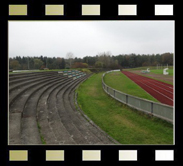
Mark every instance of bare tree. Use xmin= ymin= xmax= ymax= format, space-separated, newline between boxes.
xmin=66 ymin=52 xmax=74 ymax=68
xmin=98 ymin=51 xmax=112 ymax=68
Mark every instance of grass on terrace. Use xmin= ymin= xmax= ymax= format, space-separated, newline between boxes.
xmin=76 ymin=72 xmax=173 ymax=144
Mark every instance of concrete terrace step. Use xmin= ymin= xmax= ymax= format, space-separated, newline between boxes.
xmin=9 ymin=73 xmax=63 ymax=86
xmin=37 ymin=78 xmax=74 ymax=122
xmin=68 ymin=75 xmax=115 ymax=144
xmin=9 ymin=73 xmax=65 ymax=91
xmin=71 ymin=75 xmax=114 ymax=144
xmin=9 ymin=77 xmax=72 ymax=144
xmin=36 ymin=79 xmax=76 ymax=144
xmin=46 ymin=80 xmax=77 ymax=144
xmin=70 ymin=90 xmax=114 ymax=144
xmin=21 ymin=79 xmax=72 ymax=144
xmin=21 ymin=117 xmax=42 ymax=144
xmin=9 ymin=71 xmax=58 ymax=81
xmin=9 ymin=71 xmax=57 ymax=77
xmin=9 ymin=75 xmax=70 ymax=106
xmin=10 ymin=77 xmax=65 ymax=112
xmin=56 ymin=77 xmax=91 ymax=144
xmin=9 ymin=71 xmax=116 ymax=145
xmin=62 ymin=75 xmax=104 ymax=144
xmin=55 ymin=75 xmax=106 ymax=144
xmin=9 ymin=113 xmax=22 ymax=144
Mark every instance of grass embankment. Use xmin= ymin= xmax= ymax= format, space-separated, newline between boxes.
xmin=104 ymin=71 xmax=159 ymax=102
xmin=76 ymin=72 xmax=173 ymax=144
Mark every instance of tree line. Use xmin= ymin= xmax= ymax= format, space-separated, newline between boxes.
xmin=9 ymin=52 xmax=173 ymax=70
xmin=9 ymin=56 xmax=66 ymax=70
xmin=83 ymin=52 xmax=173 ymax=69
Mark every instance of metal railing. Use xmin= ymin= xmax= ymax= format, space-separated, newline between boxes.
xmin=102 ymin=70 xmax=173 ymax=123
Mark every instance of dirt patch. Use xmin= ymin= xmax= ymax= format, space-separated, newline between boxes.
xmin=130 ymin=70 xmax=173 ymax=84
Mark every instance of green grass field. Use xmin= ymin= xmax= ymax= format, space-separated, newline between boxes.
xmin=124 ymin=66 xmax=173 ymax=84
xmin=124 ymin=66 xmax=173 ymax=70
xmin=150 ymin=69 xmax=173 ymax=76
xmin=76 ymin=73 xmax=173 ymax=144
xmin=104 ymin=71 xmax=159 ymax=102
xmin=125 ymin=66 xmax=174 ymax=76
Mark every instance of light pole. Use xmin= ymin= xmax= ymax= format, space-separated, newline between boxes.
xmin=46 ymin=56 xmax=47 ymax=68
xmin=28 ymin=56 xmax=29 ymax=70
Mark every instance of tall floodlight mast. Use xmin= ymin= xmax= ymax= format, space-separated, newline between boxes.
xmin=46 ymin=56 xmax=47 ymax=68
xmin=28 ymin=56 xmax=29 ymax=70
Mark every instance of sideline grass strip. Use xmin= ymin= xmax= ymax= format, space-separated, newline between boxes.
xmin=76 ymin=73 xmax=173 ymax=144
xmin=104 ymin=71 xmax=159 ymax=102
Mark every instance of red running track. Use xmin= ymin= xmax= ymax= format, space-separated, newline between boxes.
xmin=122 ymin=71 xmax=173 ymax=106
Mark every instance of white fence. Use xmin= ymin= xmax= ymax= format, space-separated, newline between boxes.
xmin=102 ymin=70 xmax=173 ymax=123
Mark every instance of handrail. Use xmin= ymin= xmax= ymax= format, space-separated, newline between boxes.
xmin=102 ymin=70 xmax=173 ymax=124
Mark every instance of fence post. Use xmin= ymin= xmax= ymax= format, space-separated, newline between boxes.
xmin=102 ymin=70 xmax=173 ymax=123
xmin=126 ymin=95 xmax=128 ymax=104
xmin=151 ymin=102 xmax=153 ymax=114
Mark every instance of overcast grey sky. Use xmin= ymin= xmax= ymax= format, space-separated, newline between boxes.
xmin=9 ymin=21 xmax=174 ymax=58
